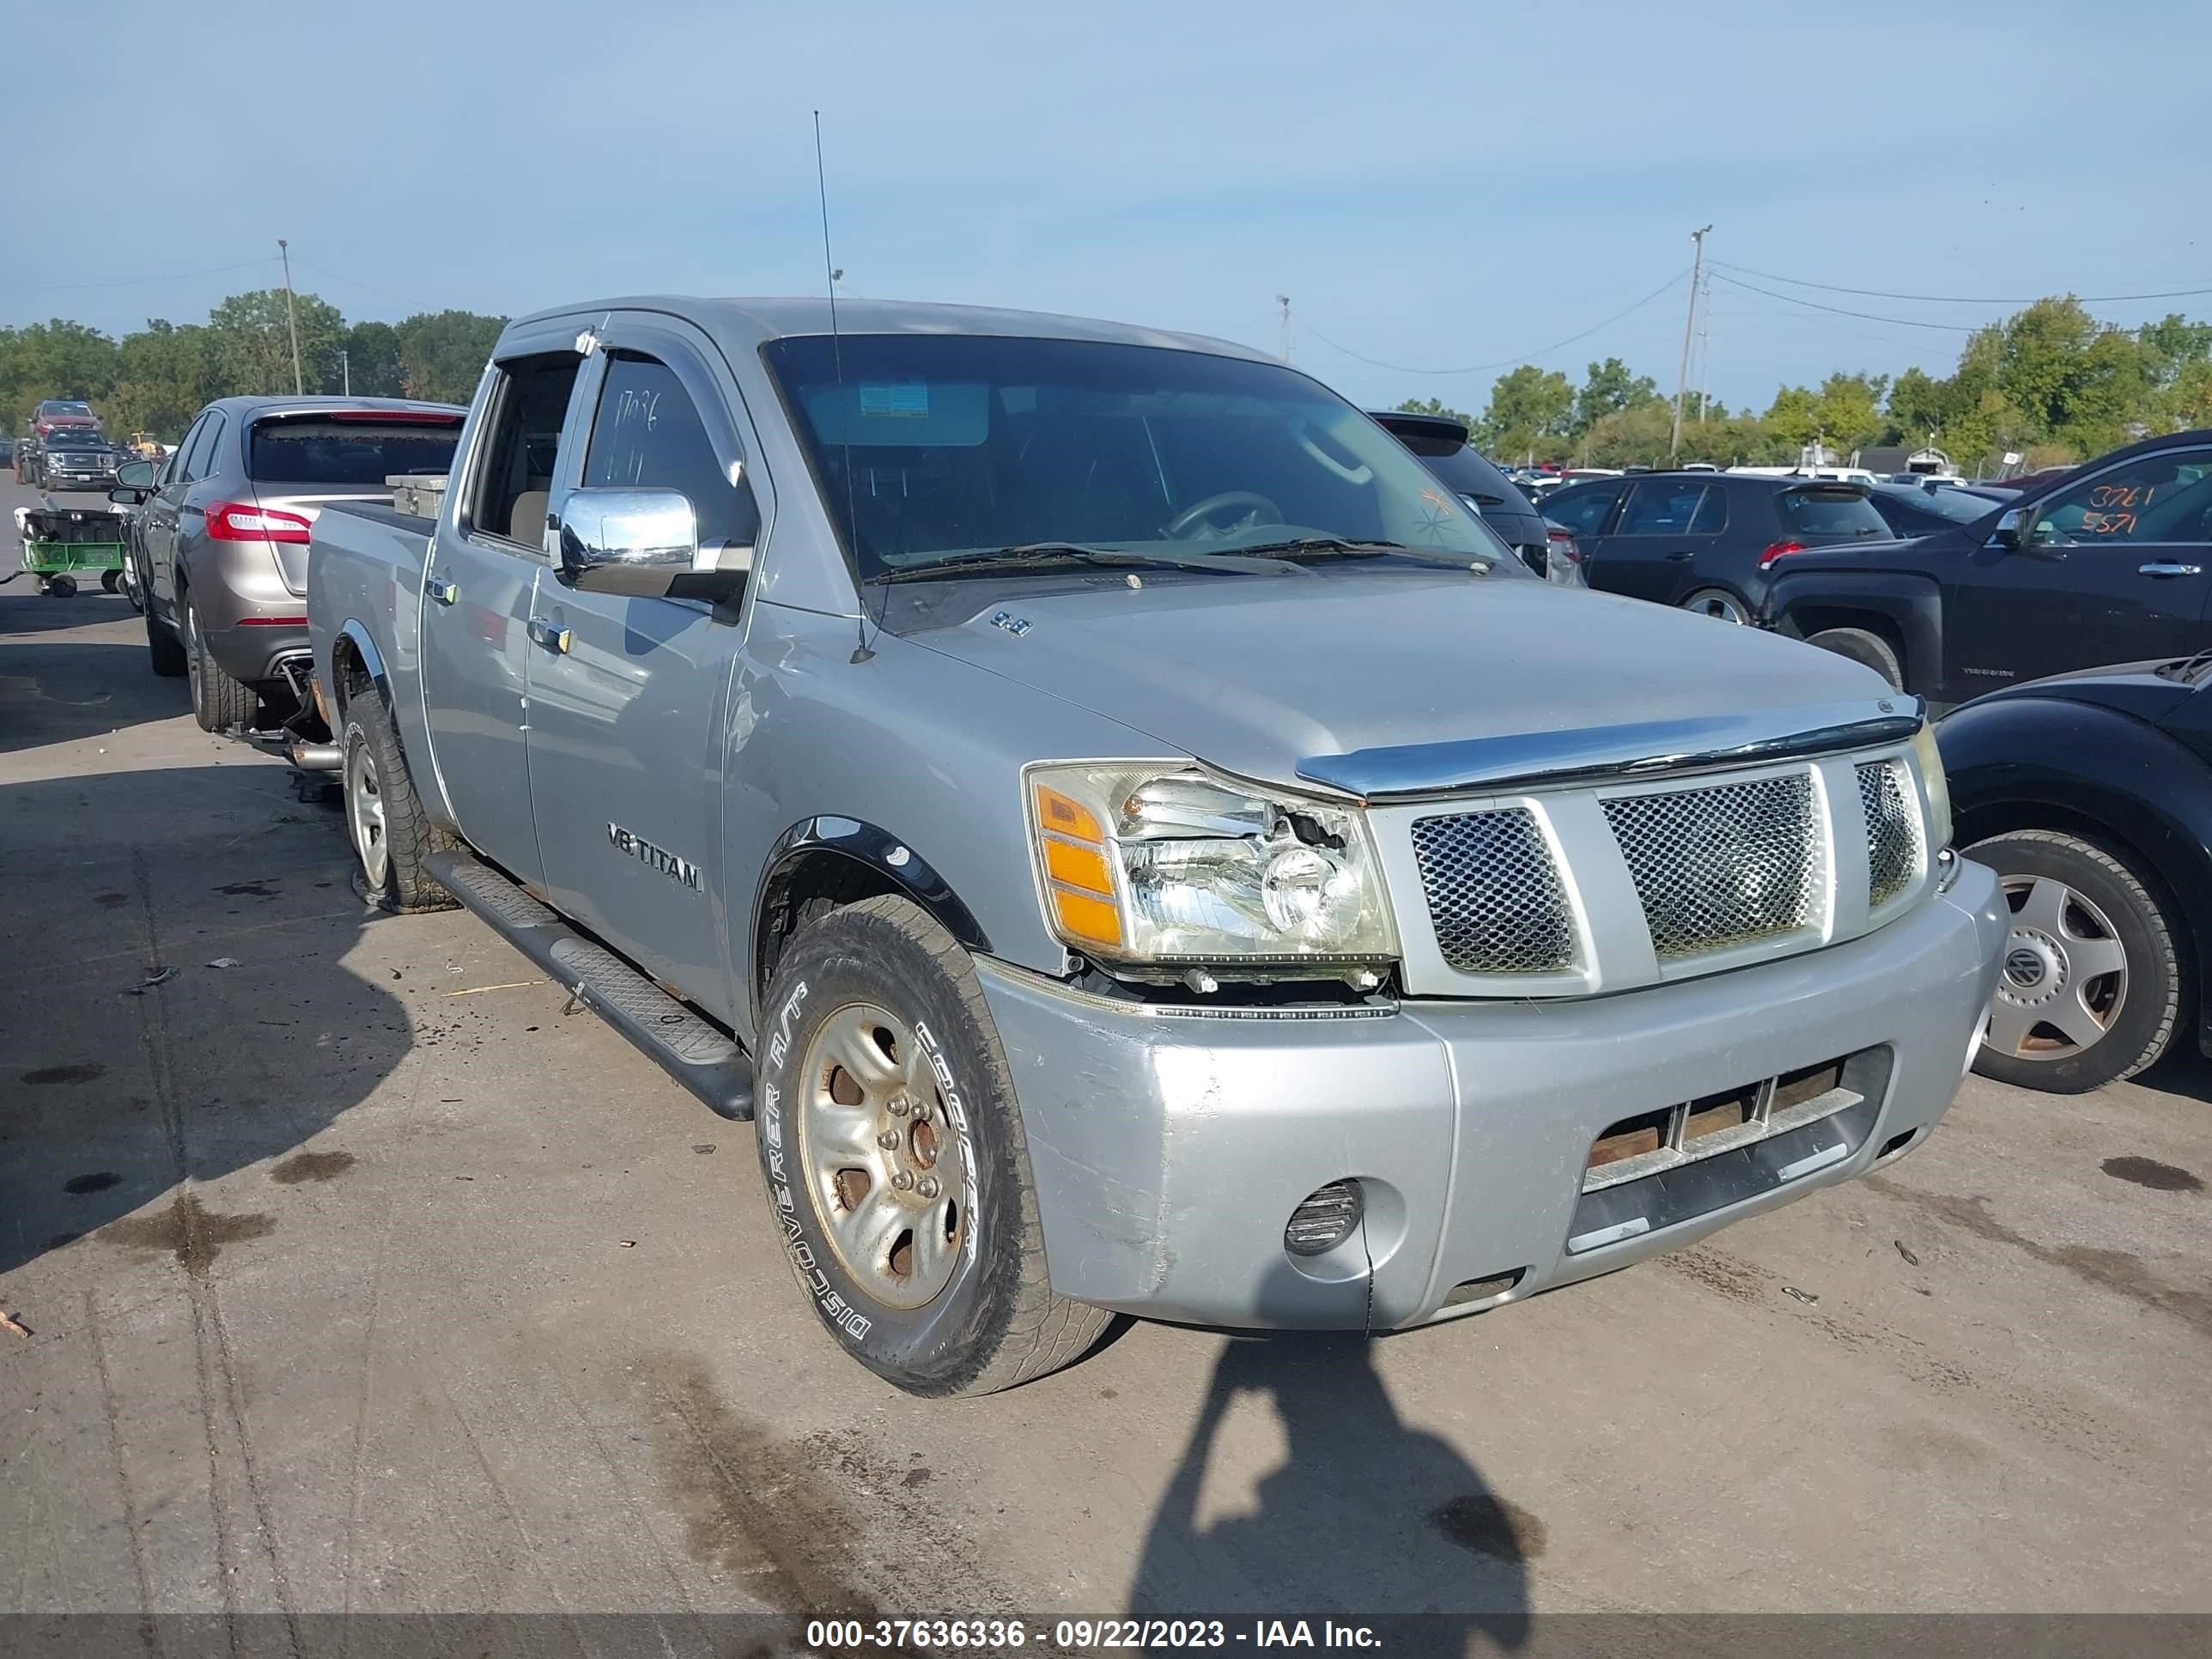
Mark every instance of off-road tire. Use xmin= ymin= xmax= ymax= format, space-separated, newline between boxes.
xmin=183 ymin=587 xmax=256 ymax=732
xmin=755 ymin=895 xmax=1109 ymax=1395
xmin=145 ymin=599 xmax=187 ymax=677
xmin=342 ymin=687 xmax=459 ymax=914
xmin=1804 ymin=625 xmax=1905 ymax=690
xmin=1968 ymin=830 xmax=2182 ymax=1094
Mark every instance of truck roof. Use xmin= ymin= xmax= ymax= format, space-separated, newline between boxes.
xmin=506 ymin=295 xmax=1279 ymax=363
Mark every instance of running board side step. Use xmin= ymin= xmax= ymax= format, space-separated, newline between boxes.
xmin=425 ymin=849 xmax=756 ymax=1121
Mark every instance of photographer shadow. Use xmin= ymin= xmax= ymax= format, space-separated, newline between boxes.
xmin=1132 ymin=1296 xmax=1538 ymax=1650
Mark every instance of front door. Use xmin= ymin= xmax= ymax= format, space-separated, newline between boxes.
xmin=526 ymin=323 xmax=762 ymax=1022
xmin=1942 ymin=443 xmax=2212 ymax=698
xmin=416 ymin=345 xmax=595 ymax=886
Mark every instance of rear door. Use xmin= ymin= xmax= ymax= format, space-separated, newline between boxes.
xmin=1541 ymin=478 xmax=1627 ymax=586
xmin=418 ymin=341 xmax=596 ymax=887
xmin=525 ymin=316 xmax=763 ymax=1021
xmin=144 ymin=411 xmax=216 ymax=623
xmin=1944 ymin=443 xmax=2212 ymax=694
xmin=244 ymin=410 xmax=465 ymax=595
xmin=1590 ymin=478 xmax=1728 ymax=606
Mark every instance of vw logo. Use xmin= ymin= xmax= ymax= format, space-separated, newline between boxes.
xmin=2004 ymin=946 xmax=2046 ymax=988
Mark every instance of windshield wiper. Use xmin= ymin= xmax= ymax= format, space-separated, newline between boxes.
xmin=1229 ymin=536 xmax=1499 ymax=571
xmin=870 ymin=542 xmax=1297 ymax=583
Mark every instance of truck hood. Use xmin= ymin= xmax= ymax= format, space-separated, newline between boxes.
xmin=902 ymin=570 xmax=1891 ymax=793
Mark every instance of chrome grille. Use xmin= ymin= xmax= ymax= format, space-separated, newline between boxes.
xmin=1601 ymin=774 xmax=1820 ymax=958
xmin=1410 ymin=807 xmax=1576 ymax=975
xmin=1857 ymin=759 xmax=1921 ymax=905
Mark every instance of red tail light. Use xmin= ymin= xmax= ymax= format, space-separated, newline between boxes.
xmin=205 ymin=500 xmax=313 ymax=544
xmin=1758 ymin=539 xmax=1807 ymax=571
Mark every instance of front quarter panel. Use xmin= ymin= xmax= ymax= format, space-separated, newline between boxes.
xmin=724 ymin=601 xmax=1176 ymax=1044
xmin=1941 ymin=693 xmax=2212 ymax=1054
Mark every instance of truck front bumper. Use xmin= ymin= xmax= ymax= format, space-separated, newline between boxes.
xmin=977 ymin=856 xmax=2005 ymax=1330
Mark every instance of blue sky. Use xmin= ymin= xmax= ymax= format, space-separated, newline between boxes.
xmin=7 ymin=0 xmax=2209 ymax=416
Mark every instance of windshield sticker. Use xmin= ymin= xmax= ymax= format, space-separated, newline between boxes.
xmin=858 ymin=382 xmax=930 ymax=419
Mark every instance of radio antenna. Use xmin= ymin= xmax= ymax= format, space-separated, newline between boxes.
xmin=815 ymin=111 xmax=872 ymax=664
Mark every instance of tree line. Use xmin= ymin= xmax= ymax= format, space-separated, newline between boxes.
xmin=2 ymin=289 xmax=507 ymax=441
xmin=1402 ymin=296 xmax=2212 ymax=477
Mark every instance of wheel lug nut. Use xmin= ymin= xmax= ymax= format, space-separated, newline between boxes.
xmin=916 ymin=1176 xmax=940 ymax=1200
xmin=890 ymin=1170 xmax=915 ymax=1191
xmin=887 ymin=1094 xmax=910 ymax=1117
xmin=877 ymin=1130 xmax=901 ymax=1151
xmin=910 ymin=1102 xmax=931 ymax=1124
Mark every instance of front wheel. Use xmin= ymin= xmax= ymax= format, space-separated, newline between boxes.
xmin=1969 ymin=830 xmax=2183 ymax=1093
xmin=755 ymin=896 xmax=1111 ymax=1395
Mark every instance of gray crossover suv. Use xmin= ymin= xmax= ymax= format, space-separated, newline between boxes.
xmin=116 ymin=395 xmax=464 ymax=732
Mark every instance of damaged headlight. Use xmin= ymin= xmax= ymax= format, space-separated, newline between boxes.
xmin=1025 ymin=763 xmax=1398 ymax=980
xmin=1911 ymin=724 xmax=1953 ymax=851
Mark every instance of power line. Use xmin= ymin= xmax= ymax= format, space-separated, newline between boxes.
xmin=1708 ymin=272 xmax=1983 ymax=333
xmin=1298 ymin=270 xmax=1689 ymax=376
xmin=1711 ymin=260 xmax=2212 ymax=307
xmin=289 ymin=258 xmax=440 ymax=313
xmin=0 ymin=258 xmax=276 ymax=292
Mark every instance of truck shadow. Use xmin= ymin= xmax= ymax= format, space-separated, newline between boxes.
xmin=1131 ymin=1314 xmax=1536 ymax=1644
xmin=0 ymin=759 xmax=408 ymax=1279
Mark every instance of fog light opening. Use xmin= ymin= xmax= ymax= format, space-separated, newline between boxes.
xmin=1284 ymin=1179 xmax=1364 ymax=1257
xmin=1443 ymin=1268 xmax=1526 ymax=1309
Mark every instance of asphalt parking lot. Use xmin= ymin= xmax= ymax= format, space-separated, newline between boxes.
xmin=2 ymin=472 xmax=2208 ymax=1635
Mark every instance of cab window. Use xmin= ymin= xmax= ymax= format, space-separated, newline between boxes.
xmin=465 ymin=353 xmax=584 ymax=549
xmin=2032 ymin=448 xmax=2212 ymax=546
xmin=580 ymin=355 xmax=757 ymax=554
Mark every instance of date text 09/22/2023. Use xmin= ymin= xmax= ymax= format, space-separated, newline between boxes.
xmin=804 ymin=1617 xmax=1383 ymax=1650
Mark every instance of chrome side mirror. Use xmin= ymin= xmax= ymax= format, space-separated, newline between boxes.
xmin=556 ymin=488 xmax=700 ymax=596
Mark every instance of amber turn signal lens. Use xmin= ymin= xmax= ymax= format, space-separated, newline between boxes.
xmin=1035 ymin=786 xmax=1103 ymax=844
xmin=1043 ymin=836 xmax=1114 ymax=896
xmin=1049 ymin=887 xmax=1122 ymax=948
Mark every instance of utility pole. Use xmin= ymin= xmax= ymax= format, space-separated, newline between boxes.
xmin=1668 ymin=224 xmax=1711 ymax=463
xmin=1695 ymin=264 xmax=1712 ymax=424
xmin=1276 ymin=294 xmax=1291 ymax=364
xmin=341 ymin=349 xmax=350 ymax=396
xmin=277 ymin=238 xmax=303 ymax=395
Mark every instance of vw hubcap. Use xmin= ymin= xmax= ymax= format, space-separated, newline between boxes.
xmin=797 ymin=1001 xmax=967 ymax=1310
xmin=1986 ymin=875 xmax=2129 ymax=1061
xmin=345 ymin=737 xmax=388 ymax=891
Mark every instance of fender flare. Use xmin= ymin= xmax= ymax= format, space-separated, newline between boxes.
xmin=329 ymin=619 xmax=392 ymax=707
xmin=749 ymin=816 xmax=992 ymax=1018
xmin=1941 ymin=694 xmax=2212 ymax=1055
xmin=1765 ymin=573 xmax=1942 ymax=696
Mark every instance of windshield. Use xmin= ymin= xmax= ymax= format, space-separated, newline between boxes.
xmin=763 ymin=335 xmax=1507 ymax=578
xmin=46 ymin=432 xmax=106 ymax=450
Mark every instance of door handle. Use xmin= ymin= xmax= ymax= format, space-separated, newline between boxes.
xmin=1665 ymin=550 xmax=1696 ymax=562
xmin=2138 ymin=562 xmax=2203 ymax=578
xmin=426 ymin=576 xmax=459 ymax=605
xmin=527 ymin=617 xmax=573 ymax=653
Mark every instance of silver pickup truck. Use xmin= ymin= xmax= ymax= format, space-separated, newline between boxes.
xmin=307 ymin=295 xmax=2008 ymax=1396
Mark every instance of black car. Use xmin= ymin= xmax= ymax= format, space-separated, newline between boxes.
xmin=1763 ymin=429 xmax=2212 ymax=701
xmin=1865 ymin=480 xmax=2012 ymax=539
xmin=1940 ymin=653 xmax=2212 ymax=1092
xmin=1538 ymin=469 xmax=1892 ymax=623
xmin=37 ymin=430 xmax=120 ymax=491
xmin=1369 ymin=410 xmax=1552 ymax=574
